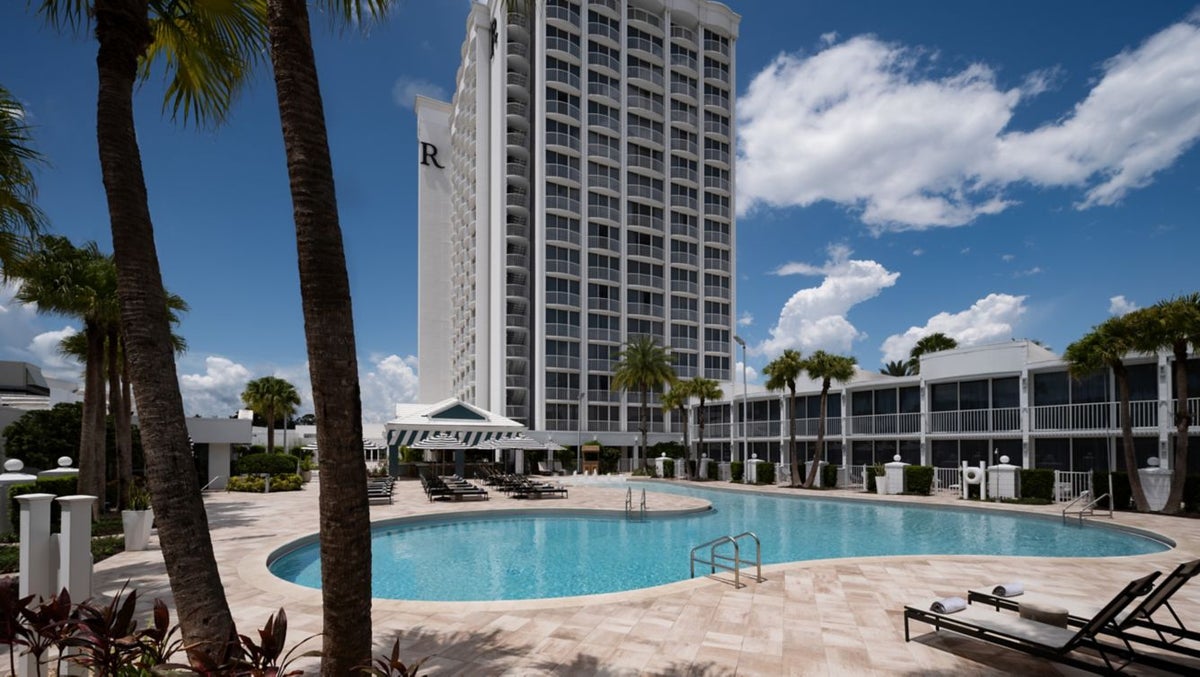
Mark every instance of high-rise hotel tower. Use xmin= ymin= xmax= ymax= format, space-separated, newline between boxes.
xmin=417 ymin=0 xmax=740 ymax=444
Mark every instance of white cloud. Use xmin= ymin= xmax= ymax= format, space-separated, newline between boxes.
xmin=737 ymin=311 xmax=753 ymax=327
xmin=912 ymin=248 xmax=924 ymax=257
xmin=179 ymin=356 xmax=254 ymax=417
xmin=0 ymin=281 xmax=82 ymax=379
xmin=737 ymin=14 xmax=1200 ymax=230
xmin=1001 ymin=254 xmax=1015 ymax=262
xmin=879 ymin=293 xmax=1028 ymax=363
xmin=1013 ymin=266 xmax=1043 ymax=277
xmin=27 ymin=328 xmax=81 ymax=379
xmin=759 ymin=245 xmax=899 ymax=358
xmin=392 ymin=75 xmax=448 ymax=109
xmin=1109 ymin=295 xmax=1138 ymax=316
xmin=360 ymin=353 xmax=420 ymax=423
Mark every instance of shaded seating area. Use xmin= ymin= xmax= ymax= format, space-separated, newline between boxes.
xmin=420 ymin=474 xmax=489 ymax=502
xmin=367 ymin=476 xmax=395 ymax=504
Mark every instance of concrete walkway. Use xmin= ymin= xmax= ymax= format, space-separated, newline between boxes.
xmin=93 ymin=476 xmax=1200 ymax=675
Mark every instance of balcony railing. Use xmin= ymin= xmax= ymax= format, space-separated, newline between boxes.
xmin=1030 ymin=401 xmax=1158 ymax=432
xmin=928 ymin=407 xmax=1021 ymax=434
xmin=848 ymin=413 xmax=922 ymax=435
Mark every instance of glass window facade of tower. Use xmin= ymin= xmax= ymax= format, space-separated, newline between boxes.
xmin=417 ymin=0 xmax=740 ymax=445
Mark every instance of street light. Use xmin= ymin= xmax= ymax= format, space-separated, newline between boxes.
xmin=577 ymin=390 xmax=587 ymax=474
xmin=733 ymin=335 xmax=747 ymax=464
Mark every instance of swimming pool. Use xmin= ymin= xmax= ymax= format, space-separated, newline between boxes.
xmin=268 ymin=482 xmax=1170 ymax=601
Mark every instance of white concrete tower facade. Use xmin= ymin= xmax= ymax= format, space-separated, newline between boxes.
xmin=419 ymin=0 xmax=740 ymax=444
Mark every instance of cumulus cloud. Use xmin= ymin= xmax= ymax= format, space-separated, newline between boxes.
xmin=27 ymin=328 xmax=82 ymax=379
xmin=879 ymin=293 xmax=1028 ymax=363
xmin=179 ymin=356 xmax=254 ymax=417
xmin=361 ymin=353 xmax=420 ymax=423
xmin=1109 ymin=295 xmax=1138 ymax=316
xmin=392 ymin=75 xmax=448 ymax=109
xmin=759 ymin=245 xmax=899 ymax=358
xmin=0 ymin=281 xmax=81 ymax=378
xmin=737 ymin=14 xmax=1200 ymax=230
xmin=737 ymin=311 xmax=753 ymax=327
xmin=1013 ymin=266 xmax=1043 ymax=277
xmin=734 ymin=362 xmax=760 ymax=386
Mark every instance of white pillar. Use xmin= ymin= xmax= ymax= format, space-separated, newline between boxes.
xmin=17 ymin=493 xmax=54 ymax=677
xmin=57 ymin=495 xmax=97 ymax=602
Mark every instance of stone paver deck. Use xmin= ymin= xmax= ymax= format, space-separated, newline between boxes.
xmin=93 ymin=476 xmax=1200 ymax=675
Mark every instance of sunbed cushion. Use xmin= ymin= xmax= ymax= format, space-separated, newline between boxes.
xmin=1019 ymin=601 xmax=1069 ymax=628
xmin=923 ymin=606 xmax=1079 ymax=649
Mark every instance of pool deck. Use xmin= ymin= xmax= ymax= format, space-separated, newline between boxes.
xmin=93 ymin=475 xmax=1200 ymax=675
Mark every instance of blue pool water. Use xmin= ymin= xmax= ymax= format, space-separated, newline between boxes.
xmin=268 ymin=482 xmax=1169 ymax=601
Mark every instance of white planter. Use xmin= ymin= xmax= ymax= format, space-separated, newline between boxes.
xmin=122 ymin=509 xmax=153 ymax=551
xmin=875 ymin=480 xmax=886 ymax=496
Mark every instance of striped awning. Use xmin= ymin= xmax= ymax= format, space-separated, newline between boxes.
xmin=388 ymin=428 xmax=516 ymax=448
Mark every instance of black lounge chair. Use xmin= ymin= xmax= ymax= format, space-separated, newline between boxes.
xmin=905 ymin=572 xmax=1160 ymax=674
xmin=508 ymin=478 xmax=568 ymax=499
xmin=367 ymin=477 xmax=394 ymax=504
xmin=968 ymin=558 xmax=1200 ymax=660
xmin=421 ymin=474 xmax=489 ymax=502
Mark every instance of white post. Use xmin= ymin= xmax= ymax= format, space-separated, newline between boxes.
xmin=961 ymin=461 xmax=968 ymax=500
xmin=979 ymin=460 xmax=988 ymax=501
xmin=57 ymin=496 xmax=97 ymax=601
xmin=18 ymin=493 xmax=55 ymax=677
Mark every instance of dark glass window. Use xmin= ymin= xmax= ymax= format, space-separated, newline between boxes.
xmin=992 ymin=377 xmax=1019 ymax=408
xmin=960 ymin=439 xmax=989 ymax=465
xmin=959 ymin=380 xmax=988 ymax=410
xmin=899 ymin=386 xmax=921 ymax=413
xmin=874 ymin=389 xmax=897 ymax=414
xmin=930 ymin=383 xmax=958 ymax=411
xmin=1033 ymin=371 xmax=1068 ymax=405
xmin=851 ymin=441 xmax=874 ymax=466
xmin=993 ymin=439 xmax=1022 ymax=467
xmin=899 ymin=440 xmax=921 ymax=465
xmin=931 ymin=440 xmax=958 ymax=468
xmin=1071 ymin=371 xmax=1109 ymax=403
xmin=1072 ymin=437 xmax=1110 ymax=472
xmin=1125 ymin=363 xmax=1157 ymax=401
xmin=852 ymin=391 xmax=873 ymax=416
xmin=1034 ymin=438 xmax=1069 ymax=470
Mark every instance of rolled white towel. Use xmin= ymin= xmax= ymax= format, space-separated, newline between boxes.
xmin=930 ymin=597 xmax=967 ymax=614
xmin=992 ymin=582 xmax=1024 ymax=597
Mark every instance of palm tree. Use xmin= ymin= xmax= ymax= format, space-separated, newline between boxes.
xmin=34 ymin=0 xmax=267 ymax=662
xmin=0 ymin=84 xmax=46 ymax=271
xmin=802 ymin=350 xmax=857 ymax=489
xmin=687 ymin=377 xmax=723 ymax=463
xmin=908 ymin=332 xmax=958 ymax=375
xmin=661 ymin=383 xmax=691 ymax=458
xmin=612 ymin=336 xmax=676 ymax=470
xmin=262 ymin=1 xmax=393 ymax=671
xmin=1064 ymin=315 xmax=1150 ymax=511
xmin=880 ymin=360 xmax=911 ymax=376
xmin=763 ymin=349 xmax=804 ymax=486
xmin=1133 ymin=294 xmax=1200 ymax=514
xmin=10 ymin=236 xmax=110 ymax=514
xmin=241 ymin=377 xmax=301 ymax=454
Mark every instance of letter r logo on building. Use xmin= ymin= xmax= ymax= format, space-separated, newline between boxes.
xmin=420 ymin=141 xmax=444 ymax=168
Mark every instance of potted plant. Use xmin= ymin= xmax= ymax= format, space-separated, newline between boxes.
xmin=299 ymin=458 xmax=315 ymax=483
xmin=122 ymin=483 xmax=153 ymax=551
xmin=871 ymin=463 xmax=887 ymax=495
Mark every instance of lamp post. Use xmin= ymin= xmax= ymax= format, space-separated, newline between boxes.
xmin=733 ymin=335 xmax=747 ymax=464
xmin=577 ymin=390 xmax=586 ymax=474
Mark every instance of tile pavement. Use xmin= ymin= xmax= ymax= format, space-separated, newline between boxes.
xmin=90 ymin=475 xmax=1200 ymax=676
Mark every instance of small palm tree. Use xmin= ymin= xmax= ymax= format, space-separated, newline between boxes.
xmin=1064 ymin=315 xmax=1150 ymax=511
xmin=880 ymin=360 xmax=911 ymax=376
xmin=803 ymin=350 xmax=857 ymax=488
xmin=908 ymin=332 xmax=958 ymax=374
xmin=0 ymin=84 xmax=46 ymax=270
xmin=661 ymin=384 xmax=691 ymax=457
xmin=242 ymin=376 xmax=302 ymax=454
xmin=1132 ymin=293 xmax=1200 ymax=514
xmin=687 ymin=377 xmax=724 ymax=463
xmin=763 ymin=349 xmax=805 ymax=486
xmin=612 ymin=336 xmax=676 ymax=469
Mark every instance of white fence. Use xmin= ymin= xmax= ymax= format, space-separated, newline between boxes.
xmin=932 ymin=467 xmax=960 ymax=495
xmin=1053 ymin=469 xmax=1091 ymax=503
xmin=842 ymin=464 xmax=867 ymax=490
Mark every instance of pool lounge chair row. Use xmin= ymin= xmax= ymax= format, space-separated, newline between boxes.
xmin=420 ymin=474 xmax=489 ymax=502
xmin=367 ymin=477 xmax=394 ymax=504
xmin=904 ymin=558 xmax=1200 ymax=674
xmin=476 ymin=471 xmax=568 ymax=499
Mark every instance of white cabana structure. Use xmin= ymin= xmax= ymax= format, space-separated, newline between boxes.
xmin=385 ymin=399 xmax=526 ymax=476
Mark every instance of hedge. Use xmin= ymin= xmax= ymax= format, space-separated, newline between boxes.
xmin=1092 ymin=471 xmax=1132 ymax=511
xmin=227 ymin=473 xmax=303 ymax=493
xmin=1020 ymin=469 xmax=1055 ymax=502
xmin=730 ymin=461 xmax=744 ymax=483
xmin=866 ymin=464 xmax=884 ymax=492
xmin=662 ymin=459 xmax=675 ymax=478
xmin=757 ymin=463 xmax=775 ymax=485
xmin=9 ymin=476 xmax=78 ymax=534
xmin=904 ymin=466 xmax=934 ymax=496
xmin=234 ymin=453 xmax=299 ymax=476
xmin=706 ymin=459 xmax=719 ymax=480
xmin=822 ymin=464 xmax=838 ymax=489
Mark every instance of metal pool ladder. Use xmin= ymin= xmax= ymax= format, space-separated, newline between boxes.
xmin=690 ymin=531 xmax=763 ymax=589
xmin=625 ymin=487 xmax=646 ymax=521
xmin=1062 ymin=474 xmax=1114 ymax=525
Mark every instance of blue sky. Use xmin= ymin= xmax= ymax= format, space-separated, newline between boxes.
xmin=1 ymin=1 xmax=1198 ymax=422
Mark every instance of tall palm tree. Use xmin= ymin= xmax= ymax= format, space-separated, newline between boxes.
xmin=262 ymin=1 xmax=392 ymax=671
xmin=1133 ymin=294 xmax=1200 ymax=514
xmin=0 ymin=84 xmax=46 ymax=271
xmin=763 ymin=349 xmax=804 ymax=486
xmin=803 ymin=350 xmax=857 ymax=488
xmin=612 ymin=336 xmax=676 ymax=470
xmin=1064 ymin=315 xmax=1150 ymax=511
xmin=880 ymin=360 xmax=911 ymax=376
xmin=661 ymin=383 xmax=691 ymax=458
xmin=908 ymin=332 xmax=958 ymax=375
xmin=10 ymin=236 xmax=109 ymax=514
xmin=34 ymin=0 xmax=267 ymax=662
xmin=241 ymin=376 xmax=301 ymax=453
xmin=687 ymin=377 xmax=723 ymax=462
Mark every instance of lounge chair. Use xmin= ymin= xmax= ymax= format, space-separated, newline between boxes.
xmin=968 ymin=559 xmax=1200 ymax=659
xmin=904 ymin=572 xmax=1160 ymax=674
xmin=508 ymin=477 xmax=568 ymax=499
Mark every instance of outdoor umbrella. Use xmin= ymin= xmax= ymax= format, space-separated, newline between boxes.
xmin=411 ymin=432 xmax=463 ymax=475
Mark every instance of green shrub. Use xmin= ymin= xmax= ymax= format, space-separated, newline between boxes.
xmin=757 ymin=462 xmax=775 ymax=485
xmin=822 ymin=464 xmax=838 ymax=489
xmin=706 ymin=459 xmax=719 ymax=480
xmin=1185 ymin=475 xmax=1200 ymax=514
xmin=234 ymin=453 xmax=298 ymax=476
xmin=662 ymin=459 xmax=675 ymax=478
xmin=904 ymin=465 xmax=934 ymax=496
xmin=269 ymin=474 xmax=303 ymax=491
xmin=227 ymin=475 xmax=265 ymax=492
xmin=9 ymin=476 xmax=79 ymax=534
xmin=866 ymin=464 xmax=884 ymax=492
xmin=1092 ymin=471 xmax=1132 ymax=511
xmin=730 ymin=461 xmax=744 ymax=483
xmin=1021 ymin=469 xmax=1055 ymax=502
xmin=401 ymin=445 xmax=422 ymax=463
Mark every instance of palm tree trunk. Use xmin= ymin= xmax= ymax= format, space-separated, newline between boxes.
xmin=94 ymin=0 xmax=235 ymax=662
xmin=266 ymin=1 xmax=372 ymax=672
xmin=82 ymin=319 xmax=107 ymax=517
xmin=1165 ymin=343 xmax=1191 ymax=514
xmin=696 ymin=400 xmax=705 ymax=464
xmin=1114 ymin=365 xmax=1150 ymax=511
xmin=117 ymin=339 xmax=134 ymax=507
xmin=105 ymin=325 xmax=126 ymax=509
xmin=265 ymin=411 xmax=276 ymax=454
xmin=788 ymin=387 xmax=800 ymax=486
xmin=639 ymin=386 xmax=648 ymax=469
xmin=804 ymin=381 xmax=829 ymax=488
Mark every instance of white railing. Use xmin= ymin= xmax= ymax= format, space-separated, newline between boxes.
xmin=776 ymin=463 xmax=791 ymax=485
xmin=1032 ymin=401 xmax=1159 ymax=432
xmin=842 ymin=464 xmax=867 ymax=490
xmin=932 ymin=467 xmax=960 ymax=495
xmin=847 ymin=413 xmax=922 ymax=435
xmin=927 ymin=407 xmax=1021 ymax=433
xmin=1053 ymin=470 xmax=1092 ymax=503
xmin=1172 ymin=398 xmax=1200 ymax=430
